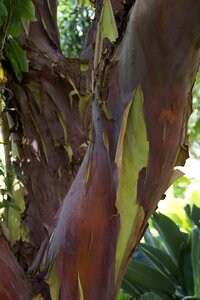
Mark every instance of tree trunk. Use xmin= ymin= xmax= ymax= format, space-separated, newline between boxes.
xmin=6 ymin=0 xmax=89 ymax=247
xmin=1 ymin=0 xmax=200 ymax=299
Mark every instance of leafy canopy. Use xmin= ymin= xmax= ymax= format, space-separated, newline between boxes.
xmin=0 ymin=0 xmax=36 ymax=81
xmin=58 ymin=0 xmax=94 ymax=57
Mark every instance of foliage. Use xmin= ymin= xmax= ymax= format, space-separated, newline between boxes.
xmin=58 ymin=0 xmax=94 ymax=58
xmin=117 ymin=289 xmax=132 ymax=300
xmin=173 ymin=176 xmax=192 ymax=200
xmin=0 ymin=154 xmax=27 ymax=213
xmin=189 ymin=69 xmax=200 ymax=158
xmin=121 ymin=203 xmax=200 ymax=300
xmin=0 ymin=0 xmax=35 ymax=81
xmin=158 ymin=177 xmax=200 ymax=232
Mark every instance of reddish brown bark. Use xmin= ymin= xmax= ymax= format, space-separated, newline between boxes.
xmin=7 ymin=1 xmax=88 ymax=247
xmin=0 ymin=235 xmax=30 ymax=299
xmin=31 ymin=1 xmax=200 ymax=299
xmin=1 ymin=0 xmax=200 ymax=299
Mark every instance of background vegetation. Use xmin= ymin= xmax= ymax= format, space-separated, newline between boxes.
xmin=58 ymin=0 xmax=94 ymax=57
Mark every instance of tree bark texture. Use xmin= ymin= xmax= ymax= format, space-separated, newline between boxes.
xmin=1 ymin=0 xmax=200 ymax=299
xmin=7 ymin=0 xmax=88 ymax=247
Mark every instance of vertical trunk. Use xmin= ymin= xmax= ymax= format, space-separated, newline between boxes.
xmin=0 ymin=235 xmax=31 ymax=299
xmin=1 ymin=0 xmax=200 ymax=299
xmin=7 ymin=0 xmax=88 ymax=247
xmin=30 ymin=0 xmax=200 ymax=299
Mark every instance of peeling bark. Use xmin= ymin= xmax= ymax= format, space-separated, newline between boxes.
xmin=30 ymin=1 xmax=200 ymax=299
xmin=1 ymin=0 xmax=200 ymax=299
xmin=7 ymin=2 xmax=88 ymax=246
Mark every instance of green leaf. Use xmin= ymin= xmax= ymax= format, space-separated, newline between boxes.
xmin=21 ymin=17 xmax=30 ymax=36
xmin=140 ymin=292 xmax=163 ymax=300
xmin=191 ymin=226 xmax=200 ymax=298
xmin=78 ymin=0 xmax=92 ymax=7
xmin=8 ymin=38 xmax=28 ymax=72
xmin=173 ymin=176 xmax=191 ymax=199
xmin=17 ymin=0 xmax=36 ymax=21
xmin=125 ymin=260 xmax=176 ymax=295
xmin=185 ymin=205 xmax=200 ymax=228
xmin=0 ymin=2 xmax=8 ymax=17
xmin=121 ymin=277 xmax=141 ymax=297
xmin=117 ymin=289 xmax=131 ymax=300
xmin=6 ymin=0 xmax=36 ymax=37
xmin=188 ymin=190 xmax=200 ymax=207
xmin=152 ymin=213 xmax=187 ymax=265
xmin=5 ymin=42 xmax=22 ymax=81
xmin=178 ymin=237 xmax=194 ymax=296
xmin=144 ymin=228 xmax=164 ymax=250
xmin=139 ymin=243 xmax=178 ymax=278
xmin=0 ymin=202 xmax=4 ymax=209
xmin=183 ymin=297 xmax=200 ymax=300
xmin=5 ymin=38 xmax=28 ymax=81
